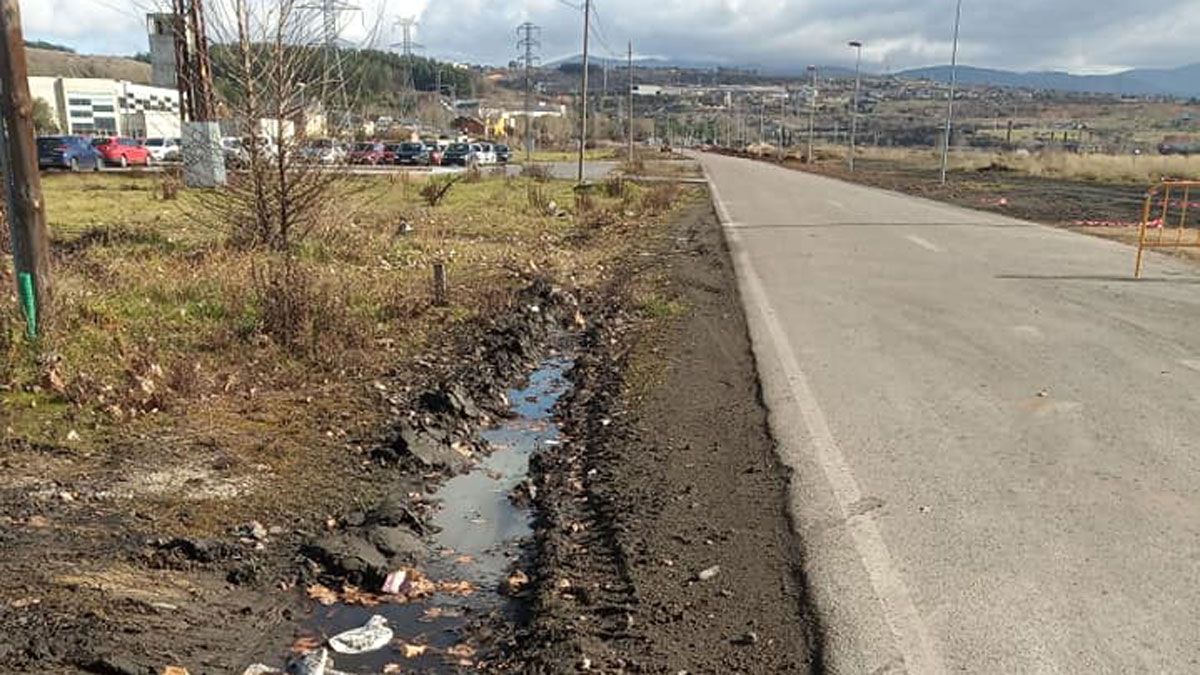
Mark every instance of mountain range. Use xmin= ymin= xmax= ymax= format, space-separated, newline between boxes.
xmin=894 ymin=64 xmax=1200 ymax=98
xmin=550 ymin=52 xmax=1200 ymax=98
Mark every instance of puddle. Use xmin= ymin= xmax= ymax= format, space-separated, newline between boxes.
xmin=294 ymin=357 xmax=572 ymax=673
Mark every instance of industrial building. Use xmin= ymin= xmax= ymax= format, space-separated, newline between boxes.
xmin=28 ymin=76 xmax=181 ymax=139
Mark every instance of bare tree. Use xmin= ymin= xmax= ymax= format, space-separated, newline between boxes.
xmin=182 ymin=0 xmax=384 ymax=252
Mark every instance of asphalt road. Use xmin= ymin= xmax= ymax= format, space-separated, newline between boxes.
xmin=698 ymin=152 xmax=1200 ymax=674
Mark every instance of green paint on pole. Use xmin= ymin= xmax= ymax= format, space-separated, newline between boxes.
xmin=18 ymin=272 xmax=37 ymax=339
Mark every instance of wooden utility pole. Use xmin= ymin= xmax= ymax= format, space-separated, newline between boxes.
xmin=0 ymin=0 xmax=50 ymax=338
xmin=577 ymin=0 xmax=591 ymax=183
xmin=627 ymin=41 xmax=634 ymax=164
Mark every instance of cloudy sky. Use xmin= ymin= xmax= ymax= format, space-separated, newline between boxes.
xmin=19 ymin=0 xmax=1200 ymax=74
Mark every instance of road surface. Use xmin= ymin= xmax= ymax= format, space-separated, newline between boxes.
xmin=698 ymin=152 xmax=1200 ymax=674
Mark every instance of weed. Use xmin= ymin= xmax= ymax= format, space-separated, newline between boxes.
xmin=522 ymin=163 xmax=551 ymax=182
xmin=643 ymin=182 xmax=681 ymax=214
xmin=603 ymin=176 xmax=627 ymax=199
xmin=527 ymin=183 xmax=552 ymax=215
xmin=421 ymin=176 xmax=460 ymax=207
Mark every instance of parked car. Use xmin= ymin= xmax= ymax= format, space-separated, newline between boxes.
xmin=300 ymin=138 xmax=347 ymax=165
xmin=92 ymin=137 xmax=152 ymax=168
xmin=144 ymin=137 xmax=182 ymax=162
xmin=426 ymin=143 xmax=444 ymax=166
xmin=392 ymin=141 xmax=431 ymax=166
xmin=221 ymin=137 xmax=245 ymax=166
xmin=222 ymin=136 xmax=280 ymax=168
xmin=494 ymin=144 xmax=512 ymax=164
xmin=37 ymin=135 xmax=102 ymax=171
xmin=348 ymin=141 xmax=392 ymax=165
xmin=442 ymin=142 xmax=481 ymax=167
xmin=476 ymin=142 xmax=497 ymax=165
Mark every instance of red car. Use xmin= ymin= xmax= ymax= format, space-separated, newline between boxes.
xmin=92 ymin=137 xmax=152 ymax=168
xmin=347 ymin=141 xmax=394 ymax=165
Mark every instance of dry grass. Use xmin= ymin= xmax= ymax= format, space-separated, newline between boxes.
xmin=0 ymin=170 xmax=692 ymax=529
xmin=835 ymin=145 xmax=1200 ymax=185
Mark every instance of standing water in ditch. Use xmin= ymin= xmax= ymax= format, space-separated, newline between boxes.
xmin=292 ymin=356 xmax=572 ymax=673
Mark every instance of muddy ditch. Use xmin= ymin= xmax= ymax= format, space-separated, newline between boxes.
xmin=236 ymin=283 xmax=582 ymax=674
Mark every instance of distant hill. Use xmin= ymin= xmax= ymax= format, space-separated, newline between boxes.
xmin=25 ymin=47 xmax=152 ymax=84
xmin=896 ymin=64 xmax=1200 ymax=99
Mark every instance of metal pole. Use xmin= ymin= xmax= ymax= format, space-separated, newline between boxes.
xmin=939 ymin=0 xmax=963 ymax=185
xmin=0 ymin=0 xmax=51 ymax=337
xmin=807 ymin=65 xmax=818 ymax=164
xmin=577 ymin=0 xmax=591 ymax=183
xmin=627 ymin=41 xmax=634 ymax=165
xmin=778 ymin=88 xmax=786 ymax=161
xmin=849 ymin=40 xmax=863 ymax=172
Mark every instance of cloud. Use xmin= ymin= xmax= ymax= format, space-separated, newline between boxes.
xmin=17 ymin=0 xmax=1200 ymax=73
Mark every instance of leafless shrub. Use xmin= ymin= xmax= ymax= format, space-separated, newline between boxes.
xmin=603 ymin=176 xmax=626 ymax=199
xmin=643 ymin=182 xmax=681 ymax=214
xmin=621 ymin=158 xmax=645 ymax=175
xmin=527 ymin=183 xmax=551 ymax=215
xmin=253 ymin=257 xmax=314 ymax=349
xmin=522 ymin=163 xmax=551 ymax=182
xmin=421 ymin=176 xmax=460 ymax=207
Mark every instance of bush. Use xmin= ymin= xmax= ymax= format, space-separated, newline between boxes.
xmin=522 ymin=163 xmax=551 ymax=182
xmin=420 ymin=176 xmax=459 ymax=207
xmin=527 ymin=183 xmax=551 ymax=215
xmin=603 ymin=176 xmax=627 ymax=199
xmin=642 ymin=182 xmax=681 ymax=214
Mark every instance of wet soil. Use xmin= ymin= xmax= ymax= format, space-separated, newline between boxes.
xmin=291 ymin=357 xmax=573 ymax=674
xmin=512 ymin=202 xmax=819 ymax=673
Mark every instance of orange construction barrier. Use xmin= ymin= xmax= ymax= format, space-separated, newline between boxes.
xmin=1135 ymin=180 xmax=1200 ymax=278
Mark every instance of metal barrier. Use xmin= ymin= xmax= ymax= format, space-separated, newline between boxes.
xmin=1135 ymin=180 xmax=1200 ymax=278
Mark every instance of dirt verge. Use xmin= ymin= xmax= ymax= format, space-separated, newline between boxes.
xmin=512 ymin=202 xmax=819 ymax=673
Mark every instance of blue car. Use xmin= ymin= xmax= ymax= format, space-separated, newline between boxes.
xmin=37 ymin=135 xmax=102 ymax=171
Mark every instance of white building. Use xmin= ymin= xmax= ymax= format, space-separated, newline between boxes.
xmin=28 ymin=76 xmax=181 ymax=139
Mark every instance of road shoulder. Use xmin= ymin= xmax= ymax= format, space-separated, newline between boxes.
xmin=516 ymin=200 xmax=819 ymax=672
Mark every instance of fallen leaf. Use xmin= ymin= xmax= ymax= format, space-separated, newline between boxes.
xmin=453 ymin=555 xmax=475 ymax=565
xmin=10 ymin=597 xmax=40 ymax=609
xmin=290 ymin=635 xmax=322 ymax=654
xmin=400 ymin=643 xmax=429 ymax=658
xmin=437 ymin=580 xmax=475 ymax=597
xmin=161 ymin=667 xmax=189 ymax=675
xmin=383 ymin=665 xmax=404 ymax=674
xmin=446 ymin=643 xmax=476 ymax=659
xmin=342 ymin=585 xmax=382 ymax=606
xmin=306 ymin=584 xmax=338 ymax=606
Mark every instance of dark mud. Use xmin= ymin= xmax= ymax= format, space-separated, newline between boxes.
xmin=280 ymin=357 xmax=572 ymax=674
xmin=509 ymin=202 xmax=819 ymax=673
xmin=0 ymin=281 xmax=582 ymax=675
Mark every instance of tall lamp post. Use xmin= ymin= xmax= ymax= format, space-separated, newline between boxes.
xmin=848 ymin=40 xmax=863 ymax=172
xmin=939 ymin=0 xmax=964 ymax=185
xmin=806 ymin=64 xmax=818 ymax=164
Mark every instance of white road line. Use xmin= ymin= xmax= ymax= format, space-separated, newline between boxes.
xmin=704 ymin=165 xmax=946 ymax=675
xmin=905 ymin=234 xmax=945 ymax=253
xmin=827 ymin=199 xmax=846 ymax=209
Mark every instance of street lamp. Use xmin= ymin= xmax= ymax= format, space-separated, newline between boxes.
xmin=939 ymin=0 xmax=964 ymax=185
xmin=806 ymin=65 xmax=818 ymax=164
xmin=848 ymin=40 xmax=863 ymax=172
